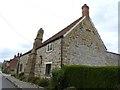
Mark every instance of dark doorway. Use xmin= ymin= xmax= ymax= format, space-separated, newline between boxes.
xmin=45 ymin=64 xmax=51 ymax=75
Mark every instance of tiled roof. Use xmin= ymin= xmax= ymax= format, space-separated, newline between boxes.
xmin=22 ymin=17 xmax=82 ymax=56
xmin=38 ymin=17 xmax=83 ymax=48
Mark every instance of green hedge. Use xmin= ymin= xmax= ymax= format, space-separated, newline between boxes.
xmin=50 ymin=68 xmax=66 ymax=89
xmin=51 ymin=65 xmax=120 ymax=89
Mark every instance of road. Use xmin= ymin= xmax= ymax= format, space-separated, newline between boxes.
xmin=0 ymin=71 xmax=18 ymax=90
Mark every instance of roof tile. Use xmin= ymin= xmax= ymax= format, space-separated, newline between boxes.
xmin=22 ymin=17 xmax=82 ymax=56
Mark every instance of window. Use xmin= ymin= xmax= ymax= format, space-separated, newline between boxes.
xmin=45 ymin=63 xmax=51 ymax=75
xmin=20 ymin=64 xmax=22 ymax=72
xmin=40 ymin=56 xmax=43 ymax=65
xmin=47 ymin=43 xmax=53 ymax=52
xmin=11 ymin=69 xmax=14 ymax=72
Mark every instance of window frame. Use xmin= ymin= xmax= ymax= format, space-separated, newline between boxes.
xmin=46 ymin=43 xmax=53 ymax=52
xmin=44 ymin=62 xmax=52 ymax=76
xmin=19 ymin=63 xmax=22 ymax=72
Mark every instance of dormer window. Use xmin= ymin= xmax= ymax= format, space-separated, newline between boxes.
xmin=47 ymin=43 xmax=53 ymax=52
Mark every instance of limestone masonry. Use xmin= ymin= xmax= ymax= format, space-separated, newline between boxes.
xmin=17 ymin=4 xmax=120 ymax=78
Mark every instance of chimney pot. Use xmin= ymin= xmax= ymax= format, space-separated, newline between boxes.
xmin=14 ymin=55 xmax=16 ymax=58
xmin=20 ymin=53 xmax=22 ymax=57
xmin=82 ymin=4 xmax=89 ymax=9
xmin=17 ymin=53 xmax=19 ymax=57
xmin=82 ymin=4 xmax=89 ymax=18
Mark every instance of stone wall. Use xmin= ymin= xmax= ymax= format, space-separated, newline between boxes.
xmin=62 ymin=18 xmax=110 ymax=66
xmin=35 ymin=38 xmax=62 ymax=77
xmin=19 ymin=54 xmax=29 ymax=73
xmin=106 ymin=52 xmax=120 ymax=66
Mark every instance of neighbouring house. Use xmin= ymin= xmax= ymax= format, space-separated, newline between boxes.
xmin=2 ymin=60 xmax=10 ymax=73
xmin=18 ymin=4 xmax=120 ymax=79
xmin=9 ymin=55 xmax=19 ymax=74
xmin=2 ymin=53 xmax=21 ymax=74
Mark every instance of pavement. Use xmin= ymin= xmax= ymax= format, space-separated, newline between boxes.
xmin=2 ymin=72 xmax=44 ymax=90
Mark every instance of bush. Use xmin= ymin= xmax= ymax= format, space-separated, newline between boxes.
xmin=11 ymin=74 xmax=19 ymax=79
xmin=37 ymin=78 xmax=49 ymax=87
xmin=50 ymin=65 xmax=120 ymax=89
xmin=50 ymin=68 xmax=66 ymax=90
xmin=11 ymin=74 xmax=16 ymax=77
xmin=18 ymin=72 xmax=25 ymax=81
xmin=62 ymin=65 xmax=120 ymax=89
xmin=32 ymin=77 xmax=40 ymax=84
xmin=32 ymin=76 xmax=49 ymax=87
xmin=2 ymin=70 xmax=10 ymax=74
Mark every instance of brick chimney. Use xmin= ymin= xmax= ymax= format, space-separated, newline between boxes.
xmin=82 ymin=4 xmax=89 ymax=18
xmin=34 ymin=28 xmax=44 ymax=49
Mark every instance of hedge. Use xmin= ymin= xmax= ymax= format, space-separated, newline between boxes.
xmin=51 ymin=65 xmax=120 ymax=89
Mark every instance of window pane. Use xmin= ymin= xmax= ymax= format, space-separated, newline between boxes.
xmin=20 ymin=64 xmax=22 ymax=71
xmin=45 ymin=64 xmax=51 ymax=75
xmin=47 ymin=45 xmax=49 ymax=51
xmin=50 ymin=44 xmax=52 ymax=50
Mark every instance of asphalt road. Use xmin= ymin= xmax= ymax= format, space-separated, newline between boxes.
xmin=0 ymin=71 xmax=18 ymax=90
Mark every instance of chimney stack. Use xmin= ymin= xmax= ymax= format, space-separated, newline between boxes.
xmin=34 ymin=28 xmax=44 ymax=49
xmin=82 ymin=4 xmax=89 ymax=18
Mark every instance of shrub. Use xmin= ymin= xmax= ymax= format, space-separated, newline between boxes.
xmin=62 ymin=65 xmax=120 ymax=89
xmin=50 ymin=68 xmax=59 ymax=89
xmin=37 ymin=78 xmax=49 ymax=87
xmin=18 ymin=72 xmax=25 ymax=81
xmin=50 ymin=68 xmax=66 ymax=90
xmin=11 ymin=74 xmax=19 ymax=79
xmin=32 ymin=76 xmax=49 ymax=87
xmin=27 ymin=78 xmax=31 ymax=82
xmin=11 ymin=74 xmax=16 ymax=77
xmin=32 ymin=77 xmax=40 ymax=84
xmin=3 ymin=70 xmax=10 ymax=74
xmin=50 ymin=65 xmax=120 ymax=89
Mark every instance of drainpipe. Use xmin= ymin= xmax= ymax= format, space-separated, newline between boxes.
xmin=61 ymin=36 xmax=63 ymax=67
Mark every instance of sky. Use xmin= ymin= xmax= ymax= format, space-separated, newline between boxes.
xmin=0 ymin=0 xmax=119 ymax=62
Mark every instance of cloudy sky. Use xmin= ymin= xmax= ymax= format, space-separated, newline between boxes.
xmin=0 ymin=0 xmax=119 ymax=62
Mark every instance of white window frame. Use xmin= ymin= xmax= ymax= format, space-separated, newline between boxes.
xmin=46 ymin=43 xmax=53 ymax=52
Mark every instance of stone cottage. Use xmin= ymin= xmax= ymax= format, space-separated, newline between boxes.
xmin=18 ymin=4 xmax=120 ymax=78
